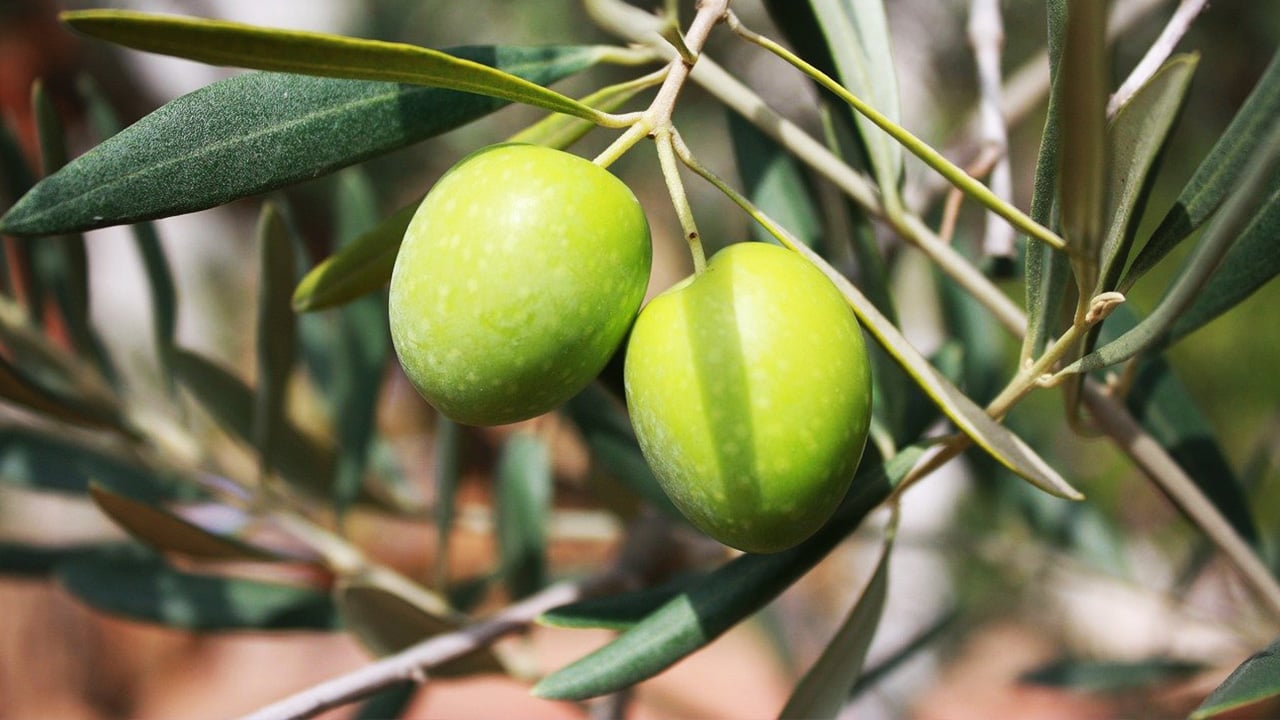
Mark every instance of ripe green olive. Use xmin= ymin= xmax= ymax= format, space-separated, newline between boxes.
xmin=624 ymin=242 xmax=872 ymax=553
xmin=389 ymin=144 xmax=652 ymax=426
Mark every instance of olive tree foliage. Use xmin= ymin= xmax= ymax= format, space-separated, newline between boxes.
xmin=0 ymin=0 xmax=1277 ymax=717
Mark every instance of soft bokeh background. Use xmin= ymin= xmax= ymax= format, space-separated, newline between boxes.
xmin=1 ymin=0 xmax=1278 ymax=717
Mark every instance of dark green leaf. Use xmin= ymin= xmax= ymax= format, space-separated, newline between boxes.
xmin=1124 ymin=49 xmax=1280 ymax=289
xmin=1113 ymin=305 xmax=1259 ymax=547
xmin=62 ymin=10 xmax=601 ymax=121
xmin=778 ymin=525 xmax=892 ymax=719
xmin=77 ymin=75 xmax=178 ymax=389
xmin=293 ymin=199 xmax=414 ymax=312
xmin=1192 ymin=638 xmax=1280 ymax=718
xmin=807 ymin=0 xmax=904 ymax=209
xmin=540 ymin=572 xmax=705 ymax=631
xmin=1058 ymin=0 xmax=1108 ymax=296
xmin=561 ymin=383 xmax=681 ymax=518
xmin=1021 ymin=0 xmax=1072 ymax=361
xmin=336 ymin=578 xmax=505 ymax=677
xmin=1095 ymin=55 xmax=1198 ymax=294
xmin=171 ymin=348 xmax=338 ymax=500
xmin=33 ymin=80 xmax=116 ymax=382
xmin=57 ymin=547 xmax=338 ymax=631
xmin=728 ymin=111 xmax=823 ymax=250
xmin=0 ymin=46 xmax=600 ymax=237
xmin=88 ymin=481 xmax=287 ymax=561
xmin=324 ymin=170 xmax=390 ymax=517
xmin=353 ymin=682 xmax=418 ymax=720
xmin=0 ymin=540 xmax=127 ymax=577
xmin=0 ymin=426 xmax=197 ymax=500
xmin=532 ymin=446 xmax=921 ymax=701
xmin=1021 ymin=656 xmax=1204 ymax=694
xmin=433 ymin=413 xmax=461 ymax=585
xmin=0 ymin=351 xmax=122 ymax=431
xmin=1063 ymin=122 xmax=1280 ymax=374
xmin=1165 ymin=181 xmax=1280 ymax=345
xmin=253 ymin=202 xmax=297 ymax=477
xmin=497 ymin=431 xmax=552 ymax=601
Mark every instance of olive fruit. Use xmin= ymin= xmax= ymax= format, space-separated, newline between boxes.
xmin=389 ymin=144 xmax=652 ymax=426
xmin=624 ymin=241 xmax=872 ymax=553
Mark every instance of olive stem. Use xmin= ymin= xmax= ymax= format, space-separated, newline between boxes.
xmin=655 ymin=129 xmax=706 ymax=273
xmin=724 ymin=11 xmax=1066 ymax=253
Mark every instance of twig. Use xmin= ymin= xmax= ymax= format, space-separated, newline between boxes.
xmin=238 ymin=576 xmax=621 ymax=720
xmin=909 ymin=0 xmax=1170 ymax=210
xmin=1108 ymin=0 xmax=1209 ymax=116
xmin=967 ymin=0 xmax=1015 ymax=260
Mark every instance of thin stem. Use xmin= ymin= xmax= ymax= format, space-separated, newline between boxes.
xmin=1108 ymin=0 xmax=1209 ymax=116
xmin=967 ymin=0 xmax=1016 ymax=260
xmin=655 ymin=130 xmax=706 ymax=273
xmin=238 ymin=577 xmax=617 ymax=720
xmin=726 ymin=12 xmax=1066 ymax=252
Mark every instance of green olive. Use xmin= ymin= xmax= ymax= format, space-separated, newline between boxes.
xmin=624 ymin=241 xmax=872 ymax=553
xmin=390 ymin=144 xmax=652 ymax=425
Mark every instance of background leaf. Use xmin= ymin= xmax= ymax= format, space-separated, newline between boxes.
xmin=533 ymin=447 xmax=919 ymax=701
xmin=1123 ymin=49 xmax=1280 ymax=289
xmin=62 ymin=10 xmax=602 ymax=121
xmin=252 ymin=202 xmax=298 ymax=478
xmin=0 ymin=46 xmax=601 ymax=237
xmin=778 ymin=526 xmax=893 ymax=719
xmin=336 ymin=578 xmax=505 ymax=677
xmin=0 ymin=426 xmax=195 ymax=499
xmin=1192 ymin=638 xmax=1280 ymax=719
xmin=1020 ymin=656 xmax=1203 ymax=694
xmin=57 ymin=547 xmax=338 ymax=631
xmin=496 ymin=431 xmax=552 ymax=601
xmin=293 ymin=200 xmax=415 ymax=312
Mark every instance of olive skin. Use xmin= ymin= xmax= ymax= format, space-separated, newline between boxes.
xmin=389 ymin=144 xmax=652 ymax=426
xmin=624 ymin=242 xmax=872 ymax=553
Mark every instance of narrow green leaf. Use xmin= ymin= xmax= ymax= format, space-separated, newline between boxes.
xmin=0 ymin=46 xmax=601 ymax=237
xmin=1058 ymin=0 xmax=1109 ymax=296
xmin=0 ymin=540 xmax=125 ymax=577
xmin=540 ymin=574 xmax=704 ymax=631
xmin=561 ymin=383 xmax=681 ymax=518
xmin=433 ymin=412 xmax=461 ymax=586
xmin=253 ymin=202 xmax=297 ymax=480
xmin=62 ymin=10 xmax=603 ymax=122
xmin=778 ymin=525 xmax=893 ymax=719
xmin=1165 ymin=181 xmax=1280 ymax=345
xmin=1124 ymin=49 xmax=1280 ymax=289
xmin=1114 ymin=306 xmax=1260 ymax=547
xmin=353 ymin=683 xmax=418 ymax=720
xmin=0 ymin=353 xmax=121 ymax=430
xmin=1021 ymin=0 xmax=1072 ymax=362
xmin=292 ymin=199 xmax=415 ymax=312
xmin=784 ymin=238 xmax=1081 ymax=500
xmin=296 ymin=170 xmax=390 ymax=517
xmin=337 ymin=578 xmax=506 ymax=677
xmin=57 ymin=547 xmax=339 ymax=631
xmin=808 ymin=0 xmax=904 ymax=210
xmin=850 ymin=608 xmax=958 ymax=699
xmin=1021 ymin=657 xmax=1203 ymax=694
xmin=171 ymin=348 xmax=338 ymax=500
xmin=33 ymin=80 xmax=116 ymax=382
xmin=88 ymin=482 xmax=285 ymax=562
xmin=728 ymin=111 xmax=823 ymax=250
xmin=509 ymin=72 xmax=658 ymax=150
xmin=0 ymin=426 xmax=197 ymax=499
xmin=77 ymin=75 xmax=178 ymax=388
xmin=1193 ymin=638 xmax=1280 ymax=719
xmin=497 ymin=431 xmax=552 ymax=601
xmin=533 ymin=447 xmax=919 ymax=701
xmin=1095 ymin=55 xmax=1198 ymax=294
xmin=1062 ymin=121 xmax=1280 ymax=374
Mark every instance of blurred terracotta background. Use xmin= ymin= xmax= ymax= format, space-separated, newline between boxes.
xmin=3 ymin=0 xmax=1280 ymax=718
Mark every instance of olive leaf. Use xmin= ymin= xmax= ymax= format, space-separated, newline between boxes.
xmin=0 ymin=46 xmax=602 ymax=237
xmin=496 ymin=431 xmax=552 ymax=601
xmin=1191 ymin=637 xmax=1280 ymax=719
xmin=60 ymin=10 xmax=604 ymax=121
xmin=292 ymin=200 xmax=416 ymax=312
xmin=533 ymin=447 xmax=917 ymax=701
